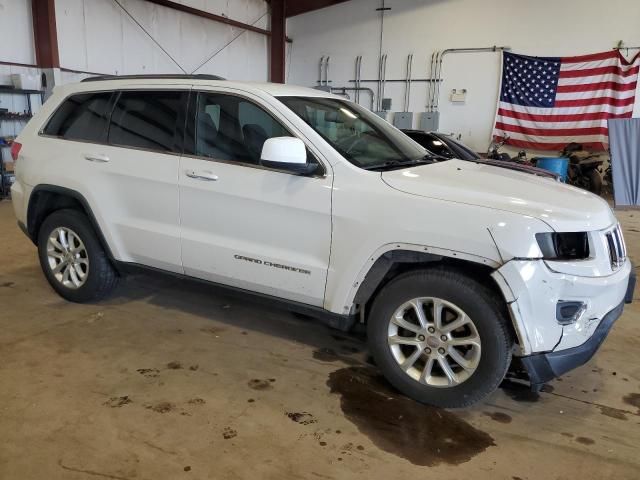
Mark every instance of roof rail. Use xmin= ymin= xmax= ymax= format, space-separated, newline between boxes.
xmin=81 ymin=74 xmax=226 ymax=82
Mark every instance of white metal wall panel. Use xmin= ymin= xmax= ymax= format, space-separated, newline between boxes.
xmin=55 ymin=0 xmax=269 ymax=79
xmin=287 ymin=0 xmax=640 ymax=152
xmin=0 ymin=0 xmax=35 ymax=65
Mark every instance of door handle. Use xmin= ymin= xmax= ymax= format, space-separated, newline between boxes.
xmin=84 ymin=153 xmax=110 ymax=163
xmin=185 ymin=170 xmax=218 ymax=181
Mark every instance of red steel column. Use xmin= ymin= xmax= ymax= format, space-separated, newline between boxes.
xmin=270 ymin=0 xmax=286 ymax=83
xmin=31 ymin=0 xmax=60 ymax=68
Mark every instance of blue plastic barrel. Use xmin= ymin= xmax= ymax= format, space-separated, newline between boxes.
xmin=535 ymin=157 xmax=569 ymax=182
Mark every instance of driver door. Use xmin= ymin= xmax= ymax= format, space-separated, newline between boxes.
xmin=178 ymin=90 xmax=333 ymax=307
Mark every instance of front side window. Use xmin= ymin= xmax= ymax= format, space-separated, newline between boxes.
xmin=108 ymin=91 xmax=182 ymax=153
xmin=194 ymin=93 xmax=290 ymax=164
xmin=43 ymin=92 xmax=112 ymax=142
xmin=277 ymin=96 xmax=430 ymax=170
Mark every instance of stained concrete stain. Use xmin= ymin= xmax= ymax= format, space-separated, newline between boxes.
xmin=286 ymin=412 xmax=318 ymax=425
xmin=200 ymin=326 xmax=225 ymax=335
xmin=598 ymin=405 xmax=628 ymax=421
xmin=104 ymin=396 xmax=132 ymax=408
xmin=136 ymin=368 xmax=159 ymax=378
xmin=222 ymin=427 xmax=237 ymax=439
xmin=166 ymin=361 xmax=182 ymax=370
xmin=623 ymin=393 xmax=640 ymax=413
xmin=146 ymin=402 xmax=175 ymax=413
xmin=327 ymin=367 xmax=494 ymax=466
xmin=313 ymin=347 xmax=360 ymax=366
xmin=483 ymin=411 xmax=512 ymax=424
xmin=187 ymin=398 xmax=206 ymax=405
xmin=248 ymin=379 xmax=272 ymax=390
xmin=576 ymin=436 xmax=595 ymax=445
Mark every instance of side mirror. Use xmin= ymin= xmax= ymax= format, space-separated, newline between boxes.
xmin=260 ymin=137 xmax=317 ymax=174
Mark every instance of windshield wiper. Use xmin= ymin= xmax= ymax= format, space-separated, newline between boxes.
xmin=364 ymin=155 xmax=441 ymax=171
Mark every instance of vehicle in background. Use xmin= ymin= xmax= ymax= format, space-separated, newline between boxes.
xmin=487 ymin=136 xmax=529 ymax=165
xmin=560 ymin=143 xmax=604 ymax=195
xmin=10 ymin=76 xmax=633 ymax=408
xmin=405 ymin=130 xmax=558 ymax=179
xmin=402 ymin=130 xmax=482 ymax=161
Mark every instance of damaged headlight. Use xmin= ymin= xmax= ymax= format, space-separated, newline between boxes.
xmin=535 ymin=232 xmax=590 ymax=260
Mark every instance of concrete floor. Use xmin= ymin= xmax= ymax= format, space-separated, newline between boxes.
xmin=1 ymin=199 xmax=639 ymax=480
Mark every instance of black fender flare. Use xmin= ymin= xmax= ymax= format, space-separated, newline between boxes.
xmin=27 ymin=184 xmax=117 ymax=263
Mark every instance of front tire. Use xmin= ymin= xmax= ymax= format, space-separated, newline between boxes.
xmin=38 ymin=209 xmax=119 ymax=302
xmin=367 ymin=268 xmax=512 ymax=408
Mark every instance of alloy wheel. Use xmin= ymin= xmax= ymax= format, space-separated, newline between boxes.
xmin=387 ymin=297 xmax=481 ymax=387
xmin=46 ymin=227 xmax=90 ymax=290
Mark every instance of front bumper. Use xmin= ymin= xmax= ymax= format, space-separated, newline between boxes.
xmin=492 ymin=258 xmax=632 ymax=354
xmin=521 ymin=299 xmax=625 ymax=385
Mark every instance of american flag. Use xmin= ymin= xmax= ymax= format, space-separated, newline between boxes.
xmin=493 ymin=50 xmax=640 ymax=150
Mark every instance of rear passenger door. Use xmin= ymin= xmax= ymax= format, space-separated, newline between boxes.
xmin=98 ymin=89 xmax=187 ymax=272
xmin=42 ymin=88 xmax=187 ymax=273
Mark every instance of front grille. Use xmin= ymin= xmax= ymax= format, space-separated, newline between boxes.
xmin=605 ymin=224 xmax=627 ymax=270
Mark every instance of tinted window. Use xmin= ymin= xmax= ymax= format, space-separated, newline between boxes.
xmin=403 ymin=131 xmax=454 ymax=158
xmin=443 ymin=136 xmax=482 ymax=160
xmin=108 ymin=91 xmax=182 ymax=153
xmin=43 ymin=92 xmax=112 ymax=142
xmin=195 ymin=93 xmax=290 ymax=164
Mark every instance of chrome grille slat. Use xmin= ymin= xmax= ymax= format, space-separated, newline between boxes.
xmin=605 ymin=224 xmax=626 ymax=270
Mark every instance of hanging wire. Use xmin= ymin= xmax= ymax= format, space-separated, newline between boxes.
xmin=190 ymin=12 xmax=269 ymax=74
xmin=111 ymin=0 xmax=187 ymax=73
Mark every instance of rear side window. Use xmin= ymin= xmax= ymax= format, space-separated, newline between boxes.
xmin=108 ymin=91 xmax=182 ymax=153
xmin=42 ymin=92 xmax=112 ymax=142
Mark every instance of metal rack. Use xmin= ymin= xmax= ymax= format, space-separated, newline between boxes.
xmin=0 ymin=86 xmax=44 ymax=198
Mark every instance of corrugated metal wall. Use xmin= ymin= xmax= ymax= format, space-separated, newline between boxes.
xmin=56 ymin=0 xmax=269 ymax=79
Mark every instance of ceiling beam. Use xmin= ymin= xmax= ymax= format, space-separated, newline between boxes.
xmin=144 ymin=0 xmax=271 ymax=36
xmin=285 ymin=0 xmax=351 ymax=17
xmin=144 ymin=0 xmax=292 ymax=42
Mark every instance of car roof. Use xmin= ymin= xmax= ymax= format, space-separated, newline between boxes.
xmin=62 ymin=76 xmax=341 ymax=99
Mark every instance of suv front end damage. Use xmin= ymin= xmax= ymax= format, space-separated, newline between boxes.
xmin=492 ymin=224 xmax=634 ymax=387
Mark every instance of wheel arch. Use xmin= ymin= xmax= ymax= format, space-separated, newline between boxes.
xmin=349 ymin=245 xmax=507 ymax=324
xmin=27 ymin=184 xmax=116 ymax=262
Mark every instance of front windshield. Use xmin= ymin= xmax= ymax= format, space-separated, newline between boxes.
xmin=277 ymin=96 xmax=429 ymax=170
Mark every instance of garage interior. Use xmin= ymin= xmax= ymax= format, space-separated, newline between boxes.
xmin=1 ymin=1 xmax=640 ymax=479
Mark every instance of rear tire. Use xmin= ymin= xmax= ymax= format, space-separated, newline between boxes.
xmin=367 ymin=268 xmax=512 ymax=408
xmin=37 ymin=209 xmax=119 ymax=302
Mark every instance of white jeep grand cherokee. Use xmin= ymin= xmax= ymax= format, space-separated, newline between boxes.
xmin=10 ymin=75 xmax=634 ymax=407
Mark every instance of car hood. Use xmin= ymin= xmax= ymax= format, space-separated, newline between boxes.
xmin=381 ymin=159 xmax=615 ymax=232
